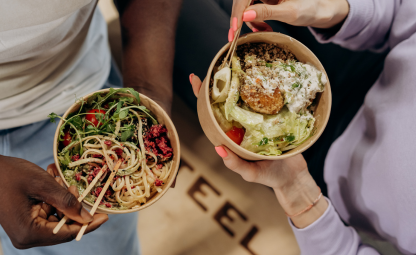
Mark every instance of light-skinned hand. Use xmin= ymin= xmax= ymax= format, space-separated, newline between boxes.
xmin=189 ymin=73 xmax=328 ymax=228
xmin=227 ymin=0 xmax=349 ymax=40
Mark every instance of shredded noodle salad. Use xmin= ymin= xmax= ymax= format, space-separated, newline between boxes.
xmin=49 ymin=88 xmax=174 ymax=210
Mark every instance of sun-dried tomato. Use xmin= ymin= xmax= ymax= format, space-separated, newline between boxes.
xmin=92 ymin=167 xmax=101 ymax=177
xmin=95 ymin=187 xmax=103 ymax=197
xmin=71 ymin=154 xmax=80 ymax=161
xmin=75 ymin=172 xmax=81 ymax=181
xmin=154 ymin=179 xmax=163 ymax=186
xmin=114 ymin=148 xmax=123 ymax=157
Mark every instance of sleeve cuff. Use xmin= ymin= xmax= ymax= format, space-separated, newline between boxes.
xmin=288 ymin=197 xmax=332 ymax=232
xmin=308 ymin=0 xmax=374 ymax=44
xmin=288 ymin=197 xmax=364 ymax=254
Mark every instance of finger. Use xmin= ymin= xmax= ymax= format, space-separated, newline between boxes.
xmin=261 ymin=0 xmax=281 ymax=4
xmin=189 ymin=74 xmax=202 ymax=98
xmin=48 ymin=215 xmax=59 ymax=222
xmin=57 ymin=186 xmax=80 ymax=219
xmin=32 ymin=213 xmax=108 ymax=246
xmin=245 ymin=21 xmax=273 ymax=32
xmin=214 ymin=146 xmax=259 ymax=182
xmin=47 ymin=163 xmax=60 ymax=177
xmin=47 ymin=166 xmax=54 ymax=177
xmin=243 ymin=2 xmax=298 ymax=24
xmin=41 ymin=202 xmax=54 ymax=217
xmin=32 ymin=176 xmax=93 ymax=224
xmin=83 ymin=214 xmax=109 ymax=235
xmin=231 ymin=0 xmax=252 ymax=29
xmin=68 ymin=185 xmax=80 ymax=198
xmin=55 ymin=176 xmax=65 ymax=187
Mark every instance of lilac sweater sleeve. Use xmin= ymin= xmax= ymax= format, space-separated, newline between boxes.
xmin=289 ymin=1 xmax=403 ymax=254
xmin=289 ymin=199 xmax=379 ymax=255
xmin=309 ymin=0 xmax=399 ymax=52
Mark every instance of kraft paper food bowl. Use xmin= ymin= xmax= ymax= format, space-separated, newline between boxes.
xmin=197 ymin=32 xmax=332 ymax=161
xmin=53 ymin=88 xmax=180 ymax=214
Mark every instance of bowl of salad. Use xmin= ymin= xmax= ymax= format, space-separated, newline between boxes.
xmin=197 ymin=32 xmax=331 ymax=161
xmin=50 ymin=88 xmax=180 ymax=214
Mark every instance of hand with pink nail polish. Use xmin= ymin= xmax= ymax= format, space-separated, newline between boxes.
xmin=231 ymin=0 xmax=349 ymax=32
xmin=189 ymin=73 xmax=327 ymax=229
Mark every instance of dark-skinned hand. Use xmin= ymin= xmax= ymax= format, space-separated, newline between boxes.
xmin=0 ymin=156 xmax=108 ymax=249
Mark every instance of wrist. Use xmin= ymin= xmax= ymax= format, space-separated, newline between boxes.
xmin=273 ymin=171 xmax=319 ymax=214
xmin=313 ymin=0 xmax=349 ymax=29
xmin=273 ymin=172 xmax=328 ymax=228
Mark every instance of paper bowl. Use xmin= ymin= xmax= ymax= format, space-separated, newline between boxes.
xmin=197 ymin=32 xmax=331 ymax=161
xmin=53 ymin=88 xmax=180 ymax=214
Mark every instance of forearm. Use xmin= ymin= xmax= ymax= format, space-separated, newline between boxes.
xmin=273 ymin=170 xmax=327 ymax=228
xmin=117 ymin=0 xmax=183 ymax=114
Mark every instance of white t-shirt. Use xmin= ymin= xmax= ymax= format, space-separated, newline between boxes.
xmin=0 ymin=0 xmax=111 ymax=129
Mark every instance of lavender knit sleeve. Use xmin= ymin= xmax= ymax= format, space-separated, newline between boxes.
xmin=309 ymin=0 xmax=399 ymax=52
xmin=289 ymin=198 xmax=379 ymax=255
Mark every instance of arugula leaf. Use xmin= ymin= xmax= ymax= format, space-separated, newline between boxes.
xmin=119 ymin=109 xmax=128 ymax=119
xmin=48 ymin=113 xmax=60 ymax=123
xmin=124 ymin=88 xmax=141 ymax=104
xmin=95 ymin=88 xmax=141 ymax=109
xmin=69 ymin=115 xmax=83 ymax=129
xmin=119 ymin=97 xmax=134 ymax=104
xmin=106 ymin=123 xmax=115 ymax=133
xmin=116 ymin=101 xmax=122 ymax=113
xmin=121 ymin=129 xmax=134 ymax=142
xmin=137 ymin=106 xmax=158 ymax=124
xmin=259 ymin=137 xmax=269 ymax=146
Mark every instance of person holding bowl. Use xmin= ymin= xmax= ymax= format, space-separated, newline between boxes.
xmin=190 ymin=0 xmax=415 ymax=253
xmin=0 ymin=0 xmax=181 ymax=254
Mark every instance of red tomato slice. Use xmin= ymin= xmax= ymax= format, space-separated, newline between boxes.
xmin=63 ymin=130 xmax=72 ymax=147
xmin=86 ymin=109 xmax=106 ymax=127
xmin=225 ymin=127 xmax=245 ymax=145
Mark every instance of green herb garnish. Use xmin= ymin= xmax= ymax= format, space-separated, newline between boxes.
xmin=259 ymin=137 xmax=269 ymax=146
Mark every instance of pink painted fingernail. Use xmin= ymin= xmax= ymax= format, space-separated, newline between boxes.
xmin=252 ymin=27 xmax=259 ymax=32
xmin=228 ymin=28 xmax=234 ymax=42
xmin=189 ymin=73 xmax=194 ymax=84
xmin=232 ymin=17 xmax=238 ymax=32
xmin=215 ymin=146 xmax=228 ymax=158
xmin=243 ymin=10 xmax=256 ymax=22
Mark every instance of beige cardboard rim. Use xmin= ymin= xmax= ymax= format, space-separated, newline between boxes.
xmin=53 ymin=88 xmax=181 ymax=214
xmin=197 ymin=32 xmax=332 ymax=161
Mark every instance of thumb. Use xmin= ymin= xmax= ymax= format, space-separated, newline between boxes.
xmin=33 ymin=174 xmax=93 ymax=224
xmin=243 ymin=2 xmax=298 ymax=24
xmin=189 ymin=73 xmax=203 ymax=98
xmin=214 ymin=146 xmax=258 ymax=183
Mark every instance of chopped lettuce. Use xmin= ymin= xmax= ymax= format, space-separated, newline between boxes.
xmin=224 ymin=56 xmax=242 ymax=120
xmin=58 ymin=151 xmax=72 ymax=168
xmin=229 ymin=106 xmax=263 ymax=128
xmin=211 ymin=104 xmax=233 ymax=132
xmin=239 ymin=108 xmax=315 ymax=154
